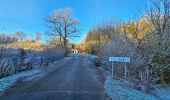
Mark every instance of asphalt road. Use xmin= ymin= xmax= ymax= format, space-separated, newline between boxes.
xmin=0 ymin=54 xmax=110 ymax=100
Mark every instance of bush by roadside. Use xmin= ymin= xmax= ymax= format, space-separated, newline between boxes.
xmin=0 ymin=46 xmax=65 ymax=79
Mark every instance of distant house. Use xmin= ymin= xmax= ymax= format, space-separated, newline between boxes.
xmin=74 ymin=49 xmax=78 ymax=53
xmin=70 ymin=49 xmax=78 ymax=53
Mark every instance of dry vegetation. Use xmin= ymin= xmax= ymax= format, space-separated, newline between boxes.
xmin=83 ymin=0 xmax=170 ymax=90
xmin=0 ymin=32 xmax=66 ymax=78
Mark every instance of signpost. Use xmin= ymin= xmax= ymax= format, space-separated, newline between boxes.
xmin=109 ymin=57 xmax=130 ymax=79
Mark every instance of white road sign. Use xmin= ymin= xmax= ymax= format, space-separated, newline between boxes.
xmin=109 ymin=57 xmax=130 ymax=79
xmin=109 ymin=57 xmax=130 ymax=62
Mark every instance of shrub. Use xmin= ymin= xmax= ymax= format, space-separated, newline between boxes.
xmin=17 ymin=48 xmax=28 ymax=71
xmin=99 ymin=33 xmax=145 ymax=79
xmin=42 ymin=46 xmax=65 ymax=66
xmin=0 ymin=59 xmax=14 ymax=78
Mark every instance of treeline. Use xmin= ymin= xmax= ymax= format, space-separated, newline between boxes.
xmin=83 ymin=21 xmax=121 ymax=54
xmin=83 ymin=0 xmax=170 ymax=86
xmin=0 ymin=31 xmax=43 ymax=51
xmin=84 ymin=18 xmax=153 ymax=54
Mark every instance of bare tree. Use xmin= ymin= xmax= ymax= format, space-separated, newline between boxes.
xmin=0 ymin=33 xmax=16 ymax=55
xmin=145 ymin=0 xmax=170 ymax=83
xmin=46 ymin=8 xmax=80 ymax=52
xmin=145 ymin=0 xmax=170 ymax=61
xmin=14 ymin=31 xmax=26 ymax=41
xmin=146 ymin=0 xmax=170 ymax=49
xmin=36 ymin=32 xmax=42 ymax=41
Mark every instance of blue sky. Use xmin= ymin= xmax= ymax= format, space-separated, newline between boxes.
xmin=0 ymin=0 xmax=146 ymax=43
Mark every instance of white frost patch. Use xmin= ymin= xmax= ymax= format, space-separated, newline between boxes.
xmin=85 ymin=54 xmax=98 ymax=62
xmin=152 ymin=85 xmax=170 ymax=100
xmin=0 ymin=69 xmax=41 ymax=93
xmin=104 ymin=76 xmax=158 ymax=100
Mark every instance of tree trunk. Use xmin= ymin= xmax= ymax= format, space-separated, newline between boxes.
xmin=63 ymin=38 xmax=67 ymax=56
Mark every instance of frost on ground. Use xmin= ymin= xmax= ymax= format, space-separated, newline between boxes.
xmin=85 ymin=54 xmax=98 ymax=62
xmin=104 ymin=76 xmax=159 ymax=100
xmin=152 ymin=85 xmax=170 ymax=100
xmin=0 ymin=69 xmax=41 ymax=93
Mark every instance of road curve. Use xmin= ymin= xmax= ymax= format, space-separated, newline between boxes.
xmin=0 ymin=54 xmax=110 ymax=100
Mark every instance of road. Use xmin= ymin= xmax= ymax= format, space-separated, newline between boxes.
xmin=0 ymin=54 xmax=110 ymax=100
